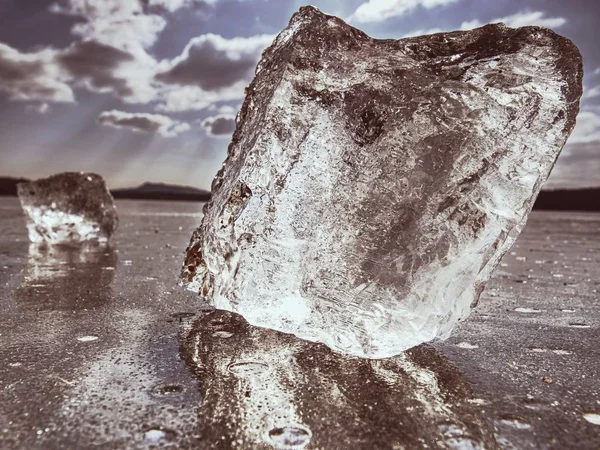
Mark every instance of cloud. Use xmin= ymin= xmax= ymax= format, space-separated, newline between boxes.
xmin=157 ymin=81 xmax=247 ymax=112
xmin=156 ymin=33 xmax=274 ymax=90
xmin=216 ymin=104 xmax=237 ymax=114
xmin=26 ymin=103 xmax=50 ymax=114
xmin=146 ymin=0 xmax=190 ymax=12
xmin=402 ymin=27 xmax=444 ymax=37
xmin=50 ymin=0 xmax=167 ymax=49
xmin=461 ymin=11 xmax=567 ymax=30
xmin=97 ymin=110 xmax=190 ymax=137
xmin=566 ymin=110 xmax=600 ymax=145
xmin=49 ymin=0 xmax=165 ymax=103
xmin=546 ymin=110 xmax=600 ymax=189
xmin=404 ymin=10 xmax=567 ymax=38
xmin=201 ymin=114 xmax=236 ymax=137
xmin=0 ymin=43 xmax=74 ymax=103
xmin=57 ymin=40 xmax=139 ymax=99
xmin=155 ymin=32 xmax=274 ymax=111
xmin=583 ymin=85 xmax=600 ymax=100
xmin=145 ymin=0 xmax=219 ymax=12
xmin=547 ymin=142 xmax=600 ymax=189
xmin=348 ymin=0 xmax=458 ymax=24
xmin=0 ymin=1 xmax=267 ymax=112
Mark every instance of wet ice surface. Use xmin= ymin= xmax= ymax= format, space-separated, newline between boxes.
xmin=181 ymin=310 xmax=496 ymax=449
xmin=0 ymin=198 xmax=599 ymax=449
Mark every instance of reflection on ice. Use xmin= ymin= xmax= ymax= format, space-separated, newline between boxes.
xmin=181 ymin=311 xmax=498 ymax=449
xmin=25 ymin=243 xmax=117 ymax=282
xmin=18 ymin=243 xmax=117 ymax=311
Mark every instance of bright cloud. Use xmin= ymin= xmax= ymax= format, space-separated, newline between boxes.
xmin=583 ymin=85 xmax=600 ymax=100
xmin=349 ymin=0 xmax=458 ymax=24
xmin=97 ymin=110 xmax=190 ymax=138
xmin=156 ymin=33 xmax=274 ymax=90
xmin=0 ymin=43 xmax=74 ymax=103
xmin=157 ymin=81 xmax=248 ymax=112
xmin=461 ymin=11 xmax=567 ymax=30
xmin=567 ymin=110 xmax=600 ymax=145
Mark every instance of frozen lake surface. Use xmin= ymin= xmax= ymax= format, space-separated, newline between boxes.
xmin=0 ymin=198 xmax=598 ymax=449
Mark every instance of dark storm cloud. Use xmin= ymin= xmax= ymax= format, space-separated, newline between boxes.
xmin=202 ymin=114 xmax=235 ymax=136
xmin=0 ymin=43 xmax=74 ymax=103
xmin=156 ymin=34 xmax=273 ymax=90
xmin=58 ymin=40 xmax=135 ymax=97
xmin=0 ymin=50 xmax=43 ymax=81
xmin=98 ymin=110 xmax=190 ymax=137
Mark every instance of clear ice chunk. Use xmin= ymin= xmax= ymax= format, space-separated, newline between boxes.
xmin=18 ymin=172 xmax=118 ymax=246
xmin=181 ymin=7 xmax=583 ymax=358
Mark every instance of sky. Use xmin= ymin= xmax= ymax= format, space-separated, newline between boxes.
xmin=0 ymin=0 xmax=598 ymax=190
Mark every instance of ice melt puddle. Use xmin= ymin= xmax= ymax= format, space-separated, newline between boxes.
xmin=569 ymin=323 xmax=591 ymax=329
xmin=144 ymin=428 xmax=177 ymax=443
xmin=456 ymin=342 xmax=479 ymax=349
xmin=227 ymin=361 xmax=271 ymax=376
xmin=514 ymin=307 xmax=541 ymax=313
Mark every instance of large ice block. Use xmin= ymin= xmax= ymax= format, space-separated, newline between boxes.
xmin=18 ymin=172 xmax=118 ymax=246
xmin=181 ymin=7 xmax=582 ymax=358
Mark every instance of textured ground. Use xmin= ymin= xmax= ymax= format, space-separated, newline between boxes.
xmin=0 ymin=198 xmax=598 ymax=449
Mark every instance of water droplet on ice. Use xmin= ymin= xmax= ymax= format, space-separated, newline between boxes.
xmin=456 ymin=342 xmax=479 ymax=349
xmin=268 ymin=425 xmax=311 ymax=448
xmin=212 ymin=331 xmax=234 ymax=338
xmin=152 ymin=383 xmax=184 ymax=397
xmin=583 ymin=413 xmax=600 ymax=425
xmin=170 ymin=312 xmax=196 ymax=319
xmin=514 ymin=307 xmax=541 ymax=313
xmin=227 ymin=361 xmax=270 ymax=376
xmin=499 ymin=417 xmax=531 ymax=430
xmin=144 ymin=428 xmax=176 ymax=443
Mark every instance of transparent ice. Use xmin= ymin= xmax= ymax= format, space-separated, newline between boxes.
xmin=182 ymin=7 xmax=582 ymax=358
xmin=18 ymin=172 xmax=118 ymax=246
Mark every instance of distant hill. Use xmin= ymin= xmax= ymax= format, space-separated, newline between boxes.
xmin=0 ymin=177 xmax=28 ymax=196
xmin=111 ymin=182 xmax=211 ymax=202
xmin=0 ymin=176 xmax=597 ymax=210
xmin=0 ymin=177 xmax=210 ymax=202
xmin=533 ymin=188 xmax=600 ymax=212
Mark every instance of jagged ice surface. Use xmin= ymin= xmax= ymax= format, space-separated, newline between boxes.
xmin=182 ymin=6 xmax=582 ymax=358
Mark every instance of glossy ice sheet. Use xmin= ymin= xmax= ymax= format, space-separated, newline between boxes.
xmin=0 ymin=198 xmax=599 ymax=449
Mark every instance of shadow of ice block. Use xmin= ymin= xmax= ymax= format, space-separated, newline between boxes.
xmin=17 ymin=172 xmax=118 ymax=246
xmin=181 ymin=310 xmax=497 ymax=449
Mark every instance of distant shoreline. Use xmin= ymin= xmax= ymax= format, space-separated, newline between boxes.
xmin=110 ymin=189 xmax=211 ymax=202
xmin=0 ymin=177 xmax=597 ymax=211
